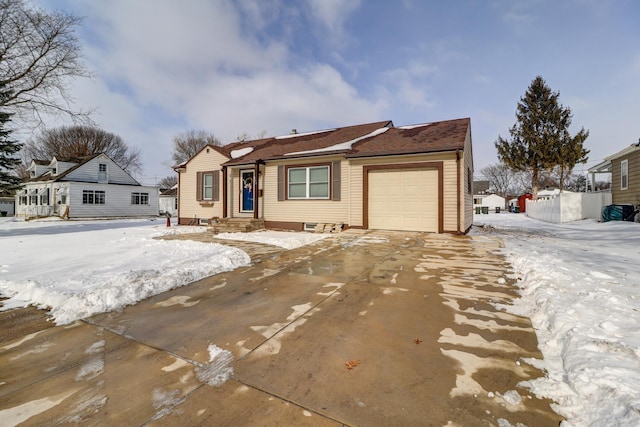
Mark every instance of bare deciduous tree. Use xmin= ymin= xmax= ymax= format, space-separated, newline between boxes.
xmin=24 ymin=125 xmax=141 ymax=174
xmin=171 ymin=130 xmax=221 ymax=165
xmin=158 ymin=175 xmax=177 ymax=189
xmin=0 ymin=0 xmax=92 ymax=125
xmin=479 ymin=163 xmax=513 ymax=204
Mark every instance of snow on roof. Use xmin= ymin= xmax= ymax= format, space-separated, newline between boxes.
xmin=230 ymin=146 xmax=254 ymax=159
xmin=285 ymin=127 xmax=389 ymax=156
xmin=274 ymin=129 xmax=336 ymax=140
xmin=397 ymin=123 xmax=433 ymax=130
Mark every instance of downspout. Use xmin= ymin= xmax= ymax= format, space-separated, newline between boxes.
xmin=456 ymin=149 xmax=461 ymax=233
xmin=177 ymin=171 xmax=181 ymax=223
xmin=222 ymin=166 xmax=227 ymax=218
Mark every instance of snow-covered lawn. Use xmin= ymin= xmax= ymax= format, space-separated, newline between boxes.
xmin=0 ymin=217 xmax=327 ymax=325
xmin=471 ymin=213 xmax=640 ymax=427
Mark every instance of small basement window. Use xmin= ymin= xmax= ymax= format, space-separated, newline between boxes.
xmin=303 ymin=222 xmax=318 ymax=232
xmin=198 ymin=218 xmax=209 ymax=225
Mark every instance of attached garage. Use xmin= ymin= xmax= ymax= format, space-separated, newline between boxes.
xmin=364 ymin=163 xmax=444 ymax=233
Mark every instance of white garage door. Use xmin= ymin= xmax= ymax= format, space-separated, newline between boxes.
xmin=368 ymin=168 xmax=439 ymax=232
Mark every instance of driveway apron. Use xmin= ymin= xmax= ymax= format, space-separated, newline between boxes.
xmin=0 ymin=230 xmax=561 ymax=426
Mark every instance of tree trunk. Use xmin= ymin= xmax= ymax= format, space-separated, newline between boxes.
xmin=531 ymin=168 xmax=539 ymax=200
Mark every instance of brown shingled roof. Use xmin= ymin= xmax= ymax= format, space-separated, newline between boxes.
xmin=346 ymin=118 xmax=470 ymax=158
xmin=223 ymin=120 xmax=392 ymax=165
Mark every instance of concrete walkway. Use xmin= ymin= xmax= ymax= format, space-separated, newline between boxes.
xmin=0 ymin=230 xmax=562 ymax=426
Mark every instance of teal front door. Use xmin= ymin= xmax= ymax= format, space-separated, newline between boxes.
xmin=241 ymin=170 xmax=254 ymax=212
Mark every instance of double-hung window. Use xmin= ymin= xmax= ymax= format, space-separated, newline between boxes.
xmin=196 ymin=171 xmax=219 ymax=202
xmin=621 ymin=159 xmax=629 ymax=190
xmin=83 ymin=190 xmax=106 ymax=204
xmin=288 ymin=165 xmax=330 ymax=199
xmin=131 ymin=192 xmax=149 ymax=205
xmin=203 ymin=173 xmax=213 ymax=200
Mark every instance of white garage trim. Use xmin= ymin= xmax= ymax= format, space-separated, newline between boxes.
xmin=363 ymin=162 xmax=444 ymax=233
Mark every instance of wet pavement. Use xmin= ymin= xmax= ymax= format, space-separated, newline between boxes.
xmin=0 ymin=230 xmax=562 ymax=426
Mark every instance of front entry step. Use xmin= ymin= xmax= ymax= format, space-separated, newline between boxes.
xmin=208 ymin=218 xmax=265 ymax=234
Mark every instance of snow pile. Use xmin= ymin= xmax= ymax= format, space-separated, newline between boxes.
xmin=0 ymin=218 xmax=327 ymax=325
xmin=472 ymin=213 xmax=640 ymax=426
xmin=230 ymin=146 xmax=254 ymax=159
xmin=215 ymin=230 xmax=328 ymax=250
xmin=285 ymin=127 xmax=389 ymax=156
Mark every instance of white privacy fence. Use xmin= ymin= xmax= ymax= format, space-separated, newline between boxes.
xmin=526 ymin=191 xmax=612 ymax=223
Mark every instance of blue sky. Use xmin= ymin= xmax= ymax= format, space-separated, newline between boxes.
xmin=36 ymin=0 xmax=640 ymax=185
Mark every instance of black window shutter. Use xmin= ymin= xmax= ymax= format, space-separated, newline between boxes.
xmin=278 ymin=165 xmax=285 ymax=201
xmin=332 ymin=161 xmax=341 ymax=201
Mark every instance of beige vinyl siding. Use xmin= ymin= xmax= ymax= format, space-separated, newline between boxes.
xmin=179 ymin=149 xmax=227 ymax=221
xmin=612 ymin=151 xmax=640 ymax=205
xmin=262 ymin=157 xmax=349 ymax=224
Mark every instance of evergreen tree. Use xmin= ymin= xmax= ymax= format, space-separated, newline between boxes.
xmin=495 ymin=76 xmax=588 ymax=198
xmin=0 ymin=81 xmax=23 ymax=195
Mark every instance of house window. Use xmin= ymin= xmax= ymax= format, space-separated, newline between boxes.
xmin=196 ymin=170 xmax=219 ymax=202
xmin=29 ymin=190 xmax=38 ymax=205
xmin=98 ymin=163 xmax=107 ymax=183
xmin=131 ymin=192 xmax=149 ymax=205
xmin=203 ymin=173 xmax=213 ymax=200
xmin=83 ymin=190 xmax=105 ymax=204
xmin=39 ymin=188 xmax=49 ymax=205
xmin=288 ymin=166 xmax=330 ymax=199
xmin=621 ymin=159 xmax=628 ymax=190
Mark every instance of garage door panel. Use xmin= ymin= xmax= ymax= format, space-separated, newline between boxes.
xmin=368 ymin=169 xmax=438 ymax=232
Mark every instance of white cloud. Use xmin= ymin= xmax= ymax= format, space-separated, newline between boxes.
xmin=42 ymin=0 xmax=384 ymax=183
xmin=304 ymin=0 xmax=361 ymax=35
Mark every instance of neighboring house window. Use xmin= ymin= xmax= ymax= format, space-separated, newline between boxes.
xmin=621 ymin=159 xmax=628 ymax=190
xmin=98 ymin=163 xmax=108 ymax=183
xmin=29 ymin=190 xmax=38 ymax=205
xmin=83 ymin=190 xmax=106 ymax=204
xmin=39 ymin=188 xmax=49 ymax=205
xmin=20 ymin=195 xmax=27 ymax=205
xmin=474 ymin=197 xmax=483 ymax=204
xmin=288 ymin=166 xmax=330 ymax=199
xmin=196 ymin=171 xmax=219 ymax=201
xmin=131 ymin=192 xmax=149 ymax=205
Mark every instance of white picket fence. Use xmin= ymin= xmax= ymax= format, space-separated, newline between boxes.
xmin=526 ymin=191 xmax=612 ymax=223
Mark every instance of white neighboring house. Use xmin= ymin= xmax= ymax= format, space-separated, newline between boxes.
xmin=15 ymin=153 xmax=159 ymax=219
xmin=159 ymin=184 xmax=177 ymax=217
xmin=473 ymin=193 xmax=505 ymax=211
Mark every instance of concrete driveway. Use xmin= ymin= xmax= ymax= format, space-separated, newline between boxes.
xmin=0 ymin=230 xmax=561 ymax=426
